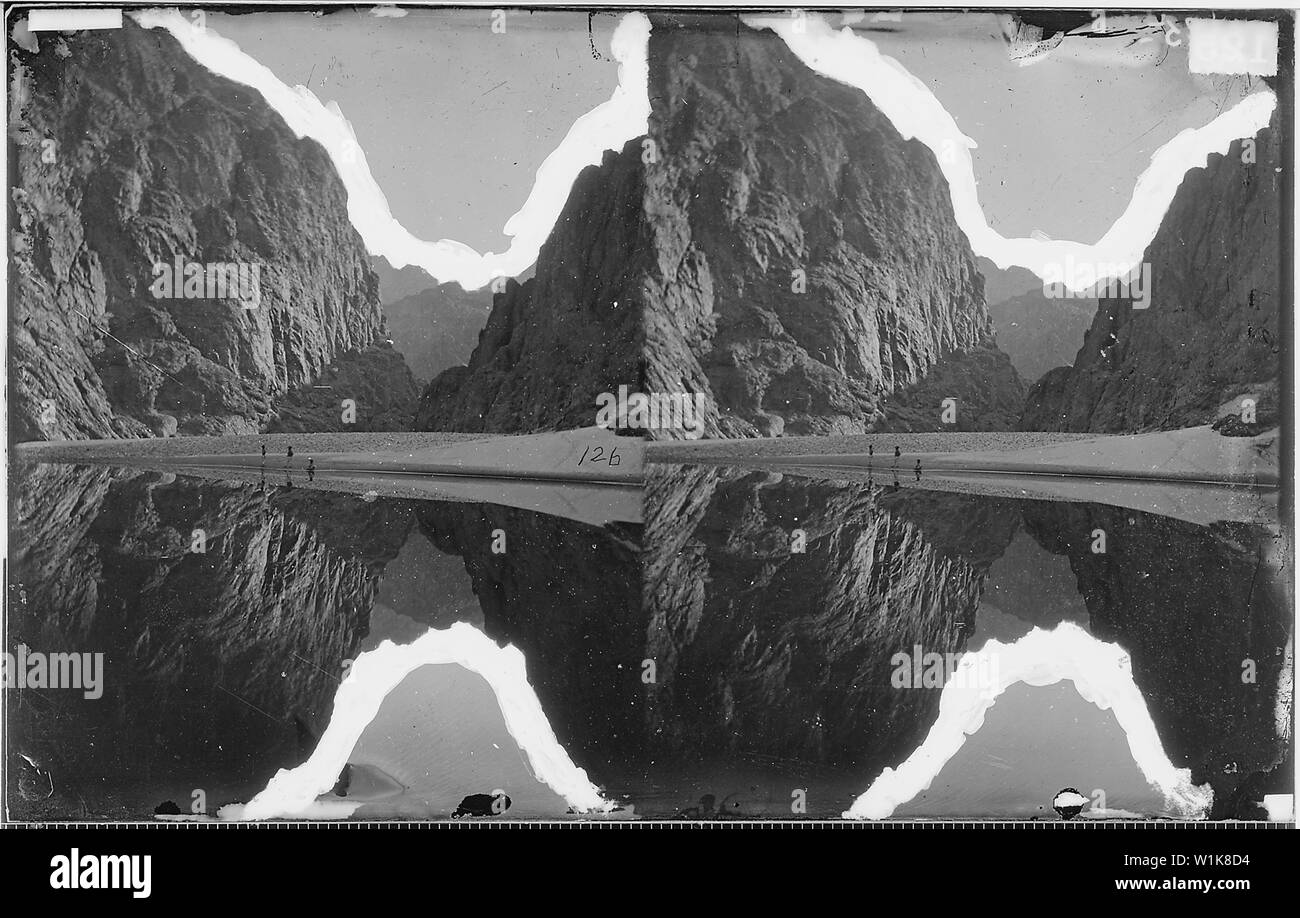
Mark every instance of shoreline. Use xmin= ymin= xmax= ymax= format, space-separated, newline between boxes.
xmin=13 ymin=425 xmax=1280 ymax=489
xmin=648 ymin=426 xmax=1279 ymax=488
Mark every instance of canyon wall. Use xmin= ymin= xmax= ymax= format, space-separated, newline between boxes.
xmin=417 ymin=18 xmax=1023 ymax=437
xmin=9 ymin=22 xmax=394 ymax=441
xmin=1020 ymin=117 xmax=1281 ymax=432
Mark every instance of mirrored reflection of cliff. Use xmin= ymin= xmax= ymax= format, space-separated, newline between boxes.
xmin=8 ymin=463 xmax=408 ymax=817
xmin=640 ymin=465 xmax=1290 ymax=819
xmin=6 ymin=462 xmax=641 ymax=820
xmin=7 ymin=462 xmax=1289 ymax=820
xmin=1018 ymin=499 xmax=1291 ymax=817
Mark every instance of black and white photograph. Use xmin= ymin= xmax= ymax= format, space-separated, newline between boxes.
xmin=1 ymin=0 xmax=1294 ymax=897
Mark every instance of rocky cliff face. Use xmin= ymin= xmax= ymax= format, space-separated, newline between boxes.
xmin=9 ymin=22 xmax=391 ymax=441
xmin=414 ymin=141 xmax=648 ymax=433
xmin=874 ymin=342 xmax=1025 ymax=431
xmin=1020 ymin=116 xmax=1281 ymax=432
xmin=7 ymin=463 xmax=414 ymax=817
xmin=417 ymin=17 xmax=1022 ymax=437
xmin=643 ymin=17 xmax=1020 ymax=438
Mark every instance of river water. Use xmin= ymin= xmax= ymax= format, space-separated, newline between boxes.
xmin=6 ymin=461 xmax=1290 ymax=820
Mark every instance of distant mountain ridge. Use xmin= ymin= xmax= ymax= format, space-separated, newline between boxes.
xmin=370 ymin=257 xmax=441 ymax=306
xmin=977 ymin=257 xmax=1098 ymax=386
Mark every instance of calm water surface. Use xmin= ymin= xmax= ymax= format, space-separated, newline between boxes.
xmin=6 ymin=462 xmax=1290 ymax=820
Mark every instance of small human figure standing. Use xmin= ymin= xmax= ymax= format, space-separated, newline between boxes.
xmin=914 ymin=459 xmax=922 ymax=481
xmin=307 ymin=458 xmax=315 ymax=481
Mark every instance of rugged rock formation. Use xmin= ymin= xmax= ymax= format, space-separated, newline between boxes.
xmin=9 ymin=21 xmax=392 ymax=441
xmin=415 ymin=139 xmax=647 ymax=434
xmin=1021 ymin=502 xmax=1291 ymax=818
xmin=987 ymin=291 xmax=1098 ymax=387
xmin=1020 ymin=117 xmax=1281 ymax=432
xmin=418 ymin=17 xmax=1022 ymax=437
xmin=643 ymin=17 xmax=1020 ymax=438
xmin=6 ymin=463 xmax=414 ymax=818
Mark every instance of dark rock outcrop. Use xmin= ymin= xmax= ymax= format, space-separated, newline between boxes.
xmin=414 ymin=139 xmax=648 ymax=433
xmin=417 ymin=18 xmax=1022 ymax=437
xmin=1020 ymin=117 xmax=1281 ymax=431
xmin=9 ymin=22 xmax=393 ymax=441
xmin=643 ymin=17 xmax=1020 ymax=438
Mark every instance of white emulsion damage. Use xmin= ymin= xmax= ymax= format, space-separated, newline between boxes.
xmin=844 ymin=623 xmax=1214 ymax=820
xmin=222 ymin=622 xmax=613 ymax=820
xmin=744 ymin=12 xmax=1276 ymax=292
xmin=130 ymin=9 xmax=651 ymax=291
xmin=133 ymin=9 xmax=1273 ymax=297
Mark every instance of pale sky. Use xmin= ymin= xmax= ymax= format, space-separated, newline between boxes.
xmin=211 ymin=8 xmax=619 ymax=253
xmin=206 ymin=9 xmax=1259 ymax=258
xmin=867 ymin=12 xmax=1264 ymax=244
